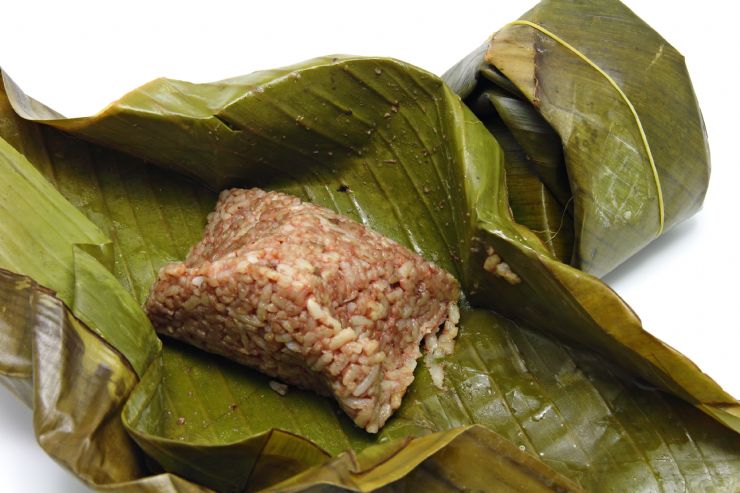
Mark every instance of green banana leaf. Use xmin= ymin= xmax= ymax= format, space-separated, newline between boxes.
xmin=443 ymin=0 xmax=711 ymax=277
xmin=0 ymin=267 xmax=584 ymax=493
xmin=6 ymin=51 xmax=736 ymax=424
xmin=0 ymin=265 xmax=148 ymax=486
xmin=0 ymin=1 xmax=738 ymax=492
xmin=0 ymin=134 xmax=159 ymax=377
xmin=466 ymin=85 xmax=574 ymax=263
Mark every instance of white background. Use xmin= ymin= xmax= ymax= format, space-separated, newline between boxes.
xmin=0 ymin=1 xmax=738 ymax=491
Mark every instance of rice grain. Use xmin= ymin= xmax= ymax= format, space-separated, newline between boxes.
xmin=145 ymin=188 xmax=459 ymax=432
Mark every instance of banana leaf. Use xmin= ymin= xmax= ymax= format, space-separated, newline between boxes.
xmin=0 ymin=129 xmax=585 ymax=493
xmin=443 ymin=0 xmax=711 ymax=277
xmin=466 ymin=85 xmax=574 ymax=263
xmin=1 ymin=2 xmax=738 ymax=492
xmin=0 ymin=268 xmax=584 ymax=493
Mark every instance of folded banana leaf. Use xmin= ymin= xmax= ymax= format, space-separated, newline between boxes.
xmin=1 ymin=1 xmax=738 ymax=492
xmin=443 ymin=0 xmax=711 ymax=277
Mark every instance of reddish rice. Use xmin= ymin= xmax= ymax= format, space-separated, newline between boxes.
xmin=145 ymin=188 xmax=459 ymax=432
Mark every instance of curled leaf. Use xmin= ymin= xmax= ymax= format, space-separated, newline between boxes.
xmin=443 ymin=0 xmax=710 ymax=277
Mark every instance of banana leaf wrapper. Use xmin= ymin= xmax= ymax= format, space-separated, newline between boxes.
xmin=443 ymin=0 xmax=710 ymax=277
xmin=1 ymin=2 xmax=739 ymax=492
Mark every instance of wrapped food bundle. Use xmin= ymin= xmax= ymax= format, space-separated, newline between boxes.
xmin=146 ymin=188 xmax=460 ymax=432
xmin=443 ymin=0 xmax=711 ymax=277
xmin=0 ymin=0 xmax=738 ymax=492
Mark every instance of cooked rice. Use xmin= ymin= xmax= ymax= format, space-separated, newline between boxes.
xmin=483 ymin=247 xmax=521 ymax=285
xmin=145 ymin=188 xmax=460 ymax=432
